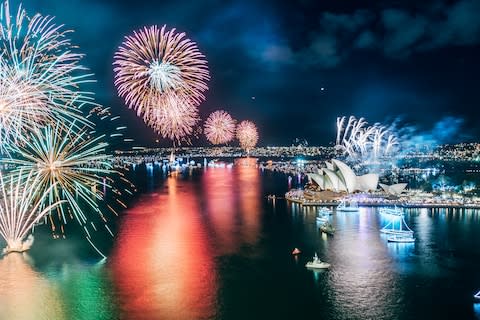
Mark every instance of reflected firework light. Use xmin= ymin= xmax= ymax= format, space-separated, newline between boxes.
xmin=110 ymin=176 xmax=216 ymax=319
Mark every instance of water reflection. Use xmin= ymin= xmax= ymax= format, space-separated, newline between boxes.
xmin=202 ymin=167 xmax=237 ymax=254
xmin=0 ymin=254 xmax=65 ymax=320
xmin=110 ymin=176 xmax=217 ymax=320
xmin=327 ymin=208 xmax=400 ymax=319
xmin=1 ymin=168 xmax=479 ymax=319
xmin=235 ymin=161 xmax=261 ymax=245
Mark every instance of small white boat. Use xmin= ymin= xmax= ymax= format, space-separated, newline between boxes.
xmin=387 ymin=235 xmax=415 ymax=243
xmin=379 ymin=206 xmax=403 ymax=217
xmin=474 ymin=291 xmax=480 ymax=302
xmin=336 ymin=199 xmax=359 ymax=212
xmin=316 ymin=215 xmax=329 ymax=223
xmin=319 ymin=208 xmax=333 ymax=216
xmin=305 ymin=253 xmax=330 ymax=270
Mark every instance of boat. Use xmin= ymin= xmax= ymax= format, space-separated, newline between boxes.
xmin=320 ymin=222 xmax=336 ymax=235
xmin=292 ymin=248 xmax=301 ymax=255
xmin=319 ymin=207 xmax=333 ymax=216
xmin=387 ymin=235 xmax=415 ymax=243
xmin=379 ymin=206 xmax=403 ymax=217
xmin=336 ymin=199 xmax=359 ymax=212
xmin=316 ymin=215 xmax=329 ymax=223
xmin=305 ymin=253 xmax=330 ymax=270
xmin=474 ymin=291 xmax=480 ymax=302
xmin=380 ymin=215 xmax=414 ymax=236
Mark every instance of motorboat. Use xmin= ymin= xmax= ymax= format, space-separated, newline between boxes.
xmin=336 ymin=199 xmax=359 ymax=212
xmin=379 ymin=206 xmax=403 ymax=217
xmin=305 ymin=253 xmax=330 ymax=270
xmin=387 ymin=235 xmax=415 ymax=243
xmin=320 ymin=222 xmax=336 ymax=235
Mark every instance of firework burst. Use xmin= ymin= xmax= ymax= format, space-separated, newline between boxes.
xmin=0 ymin=170 xmax=63 ymax=254
xmin=0 ymin=74 xmax=49 ymax=151
xmin=147 ymin=94 xmax=200 ymax=144
xmin=2 ymin=123 xmax=114 ymax=242
xmin=113 ymin=25 xmax=209 ymax=119
xmin=204 ymin=110 xmax=236 ymax=145
xmin=335 ymin=116 xmax=398 ymax=162
xmin=0 ymin=0 xmax=96 ymax=148
xmin=236 ymin=120 xmax=258 ymax=152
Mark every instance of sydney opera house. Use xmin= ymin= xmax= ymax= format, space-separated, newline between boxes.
xmin=302 ymin=159 xmax=408 ymax=202
xmin=307 ymin=159 xmax=379 ymax=193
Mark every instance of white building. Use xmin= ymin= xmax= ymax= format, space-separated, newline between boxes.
xmin=308 ymin=159 xmax=379 ymax=193
xmin=379 ymin=183 xmax=408 ymax=195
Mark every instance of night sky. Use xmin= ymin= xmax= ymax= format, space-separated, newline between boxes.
xmin=21 ymin=0 xmax=480 ymax=146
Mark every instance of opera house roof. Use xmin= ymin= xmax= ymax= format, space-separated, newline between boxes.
xmin=307 ymin=159 xmax=379 ymax=193
xmin=379 ymin=183 xmax=408 ymax=195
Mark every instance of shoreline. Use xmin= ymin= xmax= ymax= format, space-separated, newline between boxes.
xmin=285 ymin=192 xmax=480 ymax=210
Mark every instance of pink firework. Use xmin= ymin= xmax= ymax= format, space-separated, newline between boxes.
xmin=236 ymin=120 xmax=258 ymax=151
xmin=204 ymin=110 xmax=236 ymax=145
xmin=147 ymin=94 xmax=200 ymax=144
xmin=113 ymin=25 xmax=209 ymax=119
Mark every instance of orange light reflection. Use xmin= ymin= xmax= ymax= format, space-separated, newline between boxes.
xmin=110 ymin=176 xmax=216 ymax=320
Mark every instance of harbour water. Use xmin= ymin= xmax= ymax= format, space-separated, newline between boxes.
xmin=1 ymin=164 xmax=480 ymax=319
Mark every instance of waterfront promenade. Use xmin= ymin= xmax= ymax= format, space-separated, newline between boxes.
xmin=285 ymin=189 xmax=480 ymax=210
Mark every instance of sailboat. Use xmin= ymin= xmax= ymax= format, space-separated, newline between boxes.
xmin=336 ymin=199 xmax=359 ymax=212
xmin=474 ymin=290 xmax=480 ymax=302
xmin=380 ymin=215 xmax=414 ymax=236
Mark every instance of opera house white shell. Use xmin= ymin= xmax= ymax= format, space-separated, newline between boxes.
xmin=308 ymin=159 xmax=379 ymax=193
xmin=379 ymin=183 xmax=408 ymax=195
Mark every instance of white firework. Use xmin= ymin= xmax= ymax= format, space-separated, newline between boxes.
xmin=0 ymin=0 xmax=96 ymax=150
xmin=0 ymin=170 xmax=63 ymax=254
xmin=335 ymin=116 xmax=399 ymax=161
